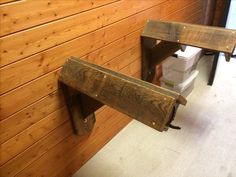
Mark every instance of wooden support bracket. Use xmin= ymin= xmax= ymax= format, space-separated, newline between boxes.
xmin=59 ymin=57 xmax=186 ymax=135
xmin=141 ymin=20 xmax=236 ymax=82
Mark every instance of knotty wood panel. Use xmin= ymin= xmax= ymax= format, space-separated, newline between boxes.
xmin=0 ymin=0 xmax=208 ymax=176
xmin=0 ymin=0 xmax=165 ymax=67
xmin=0 ymin=58 xmax=140 ymax=177
xmin=0 ymin=29 xmax=142 ymax=119
xmin=0 ymin=5 xmax=157 ymax=94
xmin=1 ymin=51 xmax=141 ymax=167
xmin=0 ymin=0 xmax=119 ymax=36
xmin=0 ymin=106 xmax=68 ymax=166
xmin=0 ymin=91 xmax=64 ymax=144
xmin=0 ymin=0 xmax=197 ymax=95
xmin=0 ymin=45 xmax=140 ymax=145
xmin=0 ymin=47 xmax=140 ymax=165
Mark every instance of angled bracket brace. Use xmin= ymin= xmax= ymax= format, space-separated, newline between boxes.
xmin=60 ymin=82 xmax=103 ymax=135
xmin=59 ymin=57 xmax=186 ymax=135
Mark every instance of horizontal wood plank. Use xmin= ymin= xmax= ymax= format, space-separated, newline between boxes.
xmin=143 ymin=20 xmax=236 ymax=53
xmin=14 ymin=103 xmax=131 ymax=177
xmin=0 ymin=29 xmax=141 ymax=119
xmin=0 ymin=0 xmax=119 ymax=36
xmin=0 ymin=1 xmax=208 ymax=176
xmin=52 ymin=6 xmax=207 ymax=176
xmin=0 ymin=91 xmax=64 ymax=144
xmin=162 ymin=0 xmax=206 ymax=22
xmin=0 ymin=106 xmax=68 ymax=166
xmin=0 ymin=58 xmax=140 ymax=177
xmin=0 ymin=69 xmax=60 ymax=120
xmin=0 ymin=54 xmax=141 ymax=168
xmin=0 ymin=0 xmax=199 ymax=95
xmin=0 ymin=0 xmax=165 ymax=67
xmin=0 ymin=3 xmax=163 ymax=95
xmin=158 ymin=0 xmax=196 ymax=19
xmin=0 ymin=121 xmax=72 ymax=177
xmin=143 ymin=1 xmax=236 ymax=54
xmin=0 ymin=44 xmax=140 ymax=145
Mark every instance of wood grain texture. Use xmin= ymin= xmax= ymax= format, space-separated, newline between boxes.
xmin=0 ymin=59 xmax=140 ymax=177
xmin=0 ymin=0 xmax=119 ymax=36
xmin=0 ymin=0 xmax=208 ymax=176
xmin=0 ymin=106 xmax=68 ymax=166
xmin=0 ymin=121 xmax=72 ymax=177
xmin=59 ymin=57 xmax=177 ymax=131
xmin=14 ymin=107 xmax=131 ymax=177
xmin=0 ymin=45 xmax=140 ymax=145
xmin=0 ymin=0 xmax=19 ymax=5
xmin=0 ymin=3 xmax=163 ymax=95
xmin=0 ymin=0 xmax=201 ymax=95
xmin=162 ymin=0 xmax=206 ymax=22
xmin=0 ymin=54 xmax=142 ymax=174
xmin=142 ymin=20 xmax=236 ymax=54
xmin=0 ymin=69 xmax=60 ymax=120
xmin=0 ymin=29 xmax=141 ymax=119
xmin=0 ymin=91 xmax=64 ymax=144
xmin=0 ymin=0 xmax=165 ymax=67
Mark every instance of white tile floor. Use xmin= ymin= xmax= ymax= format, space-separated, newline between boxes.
xmin=73 ymin=55 xmax=236 ymax=177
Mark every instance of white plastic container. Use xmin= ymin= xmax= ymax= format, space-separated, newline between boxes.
xmin=162 ymin=46 xmax=201 ymax=84
xmin=160 ymin=70 xmax=199 ymax=97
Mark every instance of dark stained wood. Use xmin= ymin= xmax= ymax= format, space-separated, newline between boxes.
xmin=60 ymin=83 xmax=98 ymax=135
xmin=141 ymin=37 xmax=180 ymax=82
xmin=204 ymin=0 xmax=216 ymax=25
xmin=0 ymin=1 xmax=209 ymax=176
xmin=59 ymin=57 xmax=187 ymax=132
xmin=142 ymin=20 xmax=236 ymax=54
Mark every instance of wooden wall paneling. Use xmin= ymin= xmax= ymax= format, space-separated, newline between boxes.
xmin=52 ymin=4 xmax=208 ymax=176
xmin=0 ymin=0 xmax=201 ymax=95
xmin=54 ymin=112 xmax=132 ymax=177
xmin=0 ymin=69 xmax=60 ymax=120
xmin=14 ymin=108 xmax=131 ymax=177
xmin=119 ymin=58 xmax=141 ymax=75
xmin=0 ymin=3 xmax=163 ymax=95
xmin=0 ymin=0 xmax=19 ymax=5
xmin=0 ymin=106 xmax=68 ymax=166
xmin=47 ymin=66 xmax=140 ymax=177
xmin=12 ymin=57 xmax=140 ymax=177
xmin=0 ymin=0 xmax=119 ymax=36
xmin=53 ymin=73 xmax=142 ymax=177
xmin=162 ymin=0 xmax=207 ymax=22
xmin=1 ymin=56 xmax=140 ymax=177
xmin=0 ymin=90 xmax=64 ymax=144
xmin=0 ymin=44 xmax=140 ymax=145
xmin=103 ymin=45 xmax=140 ymax=71
xmin=0 ymin=0 xmax=209 ymax=176
xmin=0 ymin=0 xmax=165 ymax=67
xmin=0 ymin=28 xmax=142 ymax=120
xmin=159 ymin=0 xmax=196 ymax=19
xmin=85 ymin=29 xmax=141 ymax=65
xmin=186 ymin=8 xmax=207 ymax=24
xmin=131 ymin=70 xmax=141 ymax=79
xmin=0 ymin=47 xmax=142 ymax=173
xmin=0 ymin=121 xmax=73 ymax=177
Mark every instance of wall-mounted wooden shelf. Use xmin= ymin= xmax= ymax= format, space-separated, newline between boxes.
xmin=59 ymin=20 xmax=236 ymax=135
xmin=141 ymin=20 xmax=236 ymax=82
xmin=59 ymin=57 xmax=186 ymax=135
